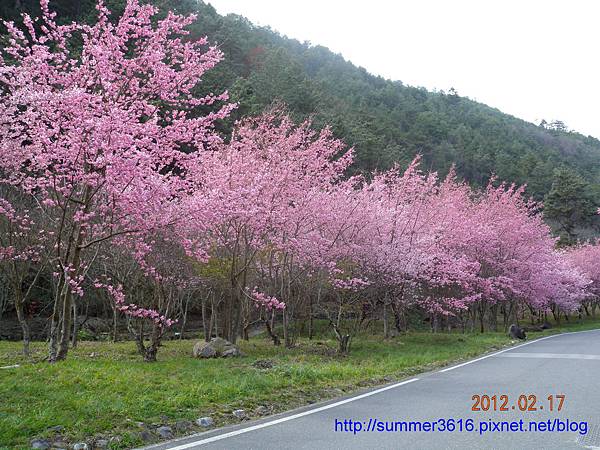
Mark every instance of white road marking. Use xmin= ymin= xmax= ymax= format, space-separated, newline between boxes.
xmin=439 ymin=335 xmax=555 ymax=372
xmin=159 ymin=378 xmax=419 ymax=449
xmin=439 ymin=328 xmax=600 ymax=373
xmin=499 ymin=352 xmax=600 ymax=360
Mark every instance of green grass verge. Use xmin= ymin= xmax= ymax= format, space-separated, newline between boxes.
xmin=1 ymin=317 xmax=599 ymax=449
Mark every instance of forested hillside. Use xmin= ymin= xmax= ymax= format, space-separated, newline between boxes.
xmin=2 ymin=0 xmax=599 ymax=240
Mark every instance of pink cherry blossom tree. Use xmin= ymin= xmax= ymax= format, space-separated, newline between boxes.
xmin=0 ymin=189 xmax=50 ymax=355
xmin=181 ymin=108 xmax=355 ymax=344
xmin=566 ymin=243 xmax=600 ymax=316
xmin=0 ymin=0 xmax=232 ymax=361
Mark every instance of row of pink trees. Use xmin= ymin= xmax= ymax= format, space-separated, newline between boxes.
xmin=1 ymin=0 xmax=597 ymax=360
xmin=176 ymin=111 xmax=594 ymax=352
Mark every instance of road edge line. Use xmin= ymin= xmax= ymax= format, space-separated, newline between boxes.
xmin=157 ymin=378 xmax=419 ymax=449
xmin=439 ymin=327 xmax=600 ymax=373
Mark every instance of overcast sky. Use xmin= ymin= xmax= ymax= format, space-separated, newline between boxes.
xmin=207 ymin=0 xmax=600 ymax=139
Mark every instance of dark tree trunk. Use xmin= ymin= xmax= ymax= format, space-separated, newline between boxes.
xmin=48 ymin=278 xmax=66 ymax=362
xmin=143 ymin=324 xmax=161 ymax=363
xmin=71 ymin=303 xmax=78 ymax=348
xmin=14 ymin=289 xmax=30 ymax=356
xmin=478 ymin=303 xmax=485 ymax=334
xmin=390 ymin=302 xmax=403 ymax=333
xmin=283 ymin=308 xmax=292 ymax=348
xmin=112 ymin=303 xmax=118 ymax=342
xmin=337 ymin=334 xmax=351 ymax=354
xmin=56 ymin=288 xmax=74 ymax=360
xmin=201 ymin=295 xmax=209 ymax=342
xmin=330 ymin=319 xmax=351 ymax=354
xmin=489 ymin=304 xmax=498 ymax=331
xmin=383 ymin=303 xmax=389 ymax=339
xmin=264 ymin=318 xmax=280 ymax=346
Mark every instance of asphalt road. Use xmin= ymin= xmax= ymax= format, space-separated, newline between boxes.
xmin=142 ymin=329 xmax=600 ymax=450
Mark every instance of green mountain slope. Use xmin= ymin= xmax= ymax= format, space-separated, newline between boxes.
xmin=2 ymin=0 xmax=600 ymax=206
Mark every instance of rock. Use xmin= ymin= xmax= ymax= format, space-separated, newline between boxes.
xmin=93 ymin=439 xmax=109 ymax=449
xmin=222 ymin=347 xmax=240 ymax=357
xmin=72 ymin=444 xmax=88 ymax=450
xmin=174 ymin=420 xmax=193 ymax=432
xmin=541 ymin=322 xmax=552 ymax=330
xmin=508 ymin=324 xmax=526 ymax=340
xmin=232 ymin=409 xmax=246 ymax=420
xmin=52 ymin=440 xmax=68 ymax=448
xmin=135 ymin=421 xmax=146 ymax=428
xmin=193 ymin=337 xmax=240 ymax=358
xmin=254 ymin=405 xmax=270 ymax=416
xmin=49 ymin=426 xmax=64 ymax=433
xmin=196 ymin=417 xmax=213 ymax=427
xmin=108 ymin=436 xmax=122 ymax=444
xmin=156 ymin=426 xmax=173 ymax=439
xmin=252 ymin=359 xmax=274 ymax=369
xmin=193 ymin=343 xmax=217 ymax=358
xmin=31 ymin=439 xmax=51 ymax=449
xmin=138 ymin=430 xmax=154 ymax=442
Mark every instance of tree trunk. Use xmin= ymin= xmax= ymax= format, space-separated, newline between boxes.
xmin=133 ymin=322 xmax=146 ymax=356
xmin=143 ymin=324 xmax=161 ymax=362
xmin=14 ymin=289 xmax=30 ymax=356
xmin=330 ymin=319 xmax=351 ymax=354
xmin=336 ymin=332 xmax=351 ymax=354
xmin=112 ymin=304 xmax=118 ymax=342
xmin=551 ymin=306 xmax=561 ymax=325
xmin=489 ymin=304 xmax=498 ymax=332
xmin=176 ymin=293 xmax=188 ymax=340
xmin=56 ymin=214 xmax=89 ymax=361
xmin=242 ymin=321 xmax=250 ymax=341
xmin=230 ymin=284 xmax=243 ymax=344
xmin=264 ymin=318 xmax=280 ymax=346
xmin=390 ymin=302 xmax=403 ymax=333
xmin=212 ymin=300 xmax=218 ymax=338
xmin=383 ymin=303 xmax=389 ymax=339
xmin=48 ymin=278 xmax=66 ymax=362
xmin=432 ymin=314 xmax=440 ymax=333
xmin=507 ymin=301 xmax=518 ymax=327
xmin=208 ymin=296 xmax=216 ymax=341
xmin=478 ymin=302 xmax=485 ymax=333
xmin=71 ymin=302 xmax=78 ymax=348
xmin=56 ymin=288 xmax=74 ymax=360
xmin=309 ymin=286 xmax=320 ymax=340
xmin=283 ymin=308 xmax=292 ymax=348
xmin=201 ymin=295 xmax=209 ymax=342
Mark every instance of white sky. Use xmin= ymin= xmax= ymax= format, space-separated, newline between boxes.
xmin=207 ymin=0 xmax=600 ymax=139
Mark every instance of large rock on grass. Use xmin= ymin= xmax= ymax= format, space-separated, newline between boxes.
xmin=193 ymin=337 xmax=241 ymax=358
xmin=508 ymin=324 xmax=526 ymax=340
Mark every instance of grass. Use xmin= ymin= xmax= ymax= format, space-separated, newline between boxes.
xmin=1 ymin=316 xmax=599 ymax=449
